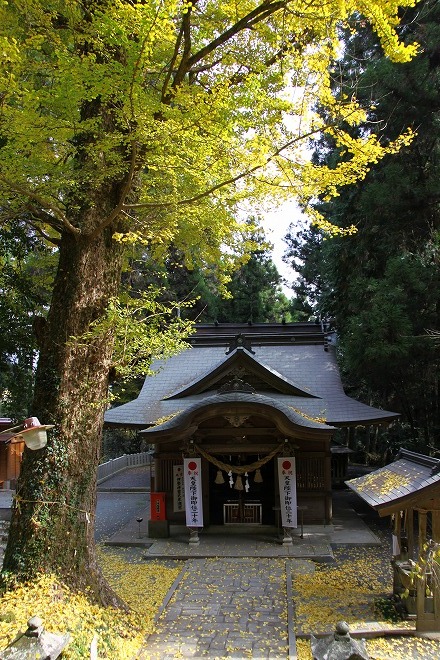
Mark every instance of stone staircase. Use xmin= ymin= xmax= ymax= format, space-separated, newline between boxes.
xmin=0 ymin=520 xmax=10 ymax=568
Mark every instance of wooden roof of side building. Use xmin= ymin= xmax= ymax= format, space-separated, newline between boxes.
xmin=104 ymin=322 xmax=399 ymax=430
xmin=346 ymin=448 xmax=440 ymax=516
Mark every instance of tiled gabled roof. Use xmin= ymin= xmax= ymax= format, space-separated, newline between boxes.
xmin=164 ymin=346 xmax=318 ymax=399
xmin=104 ymin=323 xmax=399 ymax=429
xmin=346 ymin=448 xmax=440 ymax=515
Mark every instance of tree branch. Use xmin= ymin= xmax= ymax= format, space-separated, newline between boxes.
xmin=161 ymin=11 xmax=185 ymax=103
xmin=27 ymin=218 xmax=61 ymax=246
xmin=165 ymin=1 xmax=194 ymax=96
xmin=123 ymin=125 xmax=327 ymax=211
xmin=88 ymin=140 xmax=139 ymax=239
xmin=184 ymin=1 xmax=287 ymax=73
xmin=0 ymin=177 xmax=80 ymax=236
xmin=162 ymin=1 xmax=288 ymax=100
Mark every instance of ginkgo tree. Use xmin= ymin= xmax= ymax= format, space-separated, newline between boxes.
xmin=0 ymin=0 xmax=419 ymax=601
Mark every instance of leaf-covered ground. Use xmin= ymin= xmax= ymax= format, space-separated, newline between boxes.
xmin=1 ymin=542 xmax=440 ymax=658
xmin=293 ymin=541 xmax=440 ymax=659
xmin=0 ymin=547 xmax=183 ymax=658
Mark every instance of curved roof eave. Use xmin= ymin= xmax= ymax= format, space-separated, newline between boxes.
xmin=141 ymin=391 xmax=335 ymax=439
xmin=326 ymin=410 xmax=400 ymax=427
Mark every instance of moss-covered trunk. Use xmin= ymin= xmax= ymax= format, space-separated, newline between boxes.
xmin=1 ymin=226 xmax=124 ymax=604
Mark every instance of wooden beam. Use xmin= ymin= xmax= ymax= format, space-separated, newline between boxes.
xmin=196 ymin=427 xmax=278 ymax=437
xmin=200 ymin=444 xmax=279 ymax=454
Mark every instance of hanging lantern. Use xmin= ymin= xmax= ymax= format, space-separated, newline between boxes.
xmin=234 ymin=475 xmax=244 ymax=491
xmin=254 ymin=468 xmax=263 ymax=483
xmin=214 ymin=470 xmax=225 ymax=485
xmin=1 ymin=417 xmax=54 ymax=451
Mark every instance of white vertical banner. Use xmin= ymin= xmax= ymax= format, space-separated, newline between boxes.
xmin=184 ymin=458 xmax=204 ymax=527
xmin=278 ymin=457 xmax=297 ymax=528
xmin=173 ymin=465 xmax=186 ymax=512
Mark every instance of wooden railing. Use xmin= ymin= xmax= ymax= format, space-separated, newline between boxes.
xmin=97 ymin=451 xmax=152 ymax=483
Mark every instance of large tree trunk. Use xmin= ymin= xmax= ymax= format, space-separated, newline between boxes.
xmin=2 ymin=225 xmax=124 ymax=604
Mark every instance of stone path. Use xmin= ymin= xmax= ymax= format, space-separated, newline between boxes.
xmin=140 ymin=557 xmax=291 ymax=659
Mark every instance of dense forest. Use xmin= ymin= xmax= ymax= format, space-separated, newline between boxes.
xmin=284 ymin=0 xmax=440 ymax=461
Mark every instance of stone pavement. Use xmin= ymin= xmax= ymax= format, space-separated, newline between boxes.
xmin=139 ymin=556 xmax=295 ymax=659
xmin=140 ymin=527 xmax=335 ymax=560
xmin=0 ymin=469 xmax=387 ymax=659
xmin=105 ymin=487 xmax=381 ymax=559
xmin=97 ymin=465 xmax=151 ymax=491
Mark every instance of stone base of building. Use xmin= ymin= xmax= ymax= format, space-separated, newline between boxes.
xmin=148 ymin=519 xmax=170 ymax=538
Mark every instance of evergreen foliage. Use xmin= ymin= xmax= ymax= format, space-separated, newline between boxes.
xmin=284 ymin=0 xmax=440 ymax=457
xmin=0 ymin=225 xmax=55 ymax=418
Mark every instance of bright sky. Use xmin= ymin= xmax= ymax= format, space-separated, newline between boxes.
xmin=261 ymin=201 xmax=305 ymax=295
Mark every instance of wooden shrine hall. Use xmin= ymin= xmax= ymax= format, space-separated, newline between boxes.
xmin=104 ymin=323 xmax=398 ymax=535
xmin=347 ymin=449 xmax=440 ymax=632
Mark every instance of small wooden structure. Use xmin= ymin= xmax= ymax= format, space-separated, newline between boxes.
xmin=346 ymin=448 xmax=440 ymax=632
xmin=0 ymin=418 xmax=24 ymax=489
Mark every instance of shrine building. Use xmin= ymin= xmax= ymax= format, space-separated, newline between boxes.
xmin=104 ymin=322 xmax=398 ymax=534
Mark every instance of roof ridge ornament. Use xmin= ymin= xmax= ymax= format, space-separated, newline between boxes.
xmin=225 ymin=333 xmax=255 ymax=354
xmin=218 ymin=375 xmax=256 ymax=395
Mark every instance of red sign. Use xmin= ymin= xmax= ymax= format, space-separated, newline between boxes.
xmin=150 ymin=492 xmax=166 ymax=520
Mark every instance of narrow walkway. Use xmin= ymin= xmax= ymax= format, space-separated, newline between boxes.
xmin=140 ymin=557 xmax=291 ymax=659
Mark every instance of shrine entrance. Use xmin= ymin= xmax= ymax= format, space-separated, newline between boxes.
xmin=208 ymin=457 xmax=275 ymax=526
xmin=141 ymin=384 xmax=335 ymax=536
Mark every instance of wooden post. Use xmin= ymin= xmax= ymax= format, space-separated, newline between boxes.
xmin=406 ymin=509 xmax=415 ymax=558
xmin=416 ymin=510 xmax=428 ymax=629
xmin=348 ymin=427 xmax=355 ymax=451
xmin=392 ymin=511 xmax=403 ymax=596
xmin=394 ymin=511 xmax=402 ymax=555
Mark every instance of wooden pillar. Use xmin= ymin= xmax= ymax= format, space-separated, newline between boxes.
xmin=432 ymin=507 xmax=440 ymax=545
xmin=416 ymin=510 xmax=427 ymax=628
xmin=325 ymin=447 xmax=332 ymax=524
xmin=406 ymin=509 xmax=415 ymax=559
xmin=419 ymin=509 xmax=427 ymax=546
xmin=394 ymin=511 xmax=402 ymax=557
xmin=347 ymin=427 xmax=356 ymax=450
xmin=392 ymin=512 xmax=403 ymax=596
xmin=433 ymin=509 xmax=440 ymax=629
xmin=415 ymin=509 xmax=437 ymax=632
